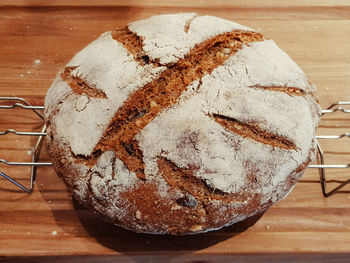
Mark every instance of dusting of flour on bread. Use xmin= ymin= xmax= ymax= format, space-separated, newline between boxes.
xmin=45 ymin=13 xmax=321 ymax=235
xmin=128 ymin=13 xmax=254 ymax=65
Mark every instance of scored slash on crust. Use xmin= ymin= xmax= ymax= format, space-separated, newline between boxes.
xmin=112 ymin=28 xmax=160 ymax=67
xmin=61 ymin=67 xmax=107 ymax=99
xmin=211 ymin=113 xmax=297 ymax=150
xmin=249 ymin=85 xmax=306 ymax=97
xmin=156 ymin=156 xmax=265 ymax=228
xmin=157 ymin=156 xmax=246 ymax=201
xmin=184 ymin=15 xmax=198 ymax=33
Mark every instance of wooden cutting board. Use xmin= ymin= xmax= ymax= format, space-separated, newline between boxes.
xmin=1 ymin=0 xmax=350 ymax=261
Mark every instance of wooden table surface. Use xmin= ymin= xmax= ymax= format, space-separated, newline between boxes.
xmin=1 ymin=0 xmax=350 ymax=262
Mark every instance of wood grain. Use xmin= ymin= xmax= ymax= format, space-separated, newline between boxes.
xmin=0 ymin=0 xmax=350 ymax=261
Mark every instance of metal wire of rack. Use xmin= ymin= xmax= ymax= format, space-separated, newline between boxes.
xmin=0 ymin=97 xmax=349 ymax=196
xmin=309 ymin=101 xmax=350 ymax=197
xmin=0 ymin=97 xmax=51 ymax=193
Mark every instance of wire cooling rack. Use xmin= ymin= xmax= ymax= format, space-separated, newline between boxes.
xmin=0 ymin=96 xmax=349 ymax=197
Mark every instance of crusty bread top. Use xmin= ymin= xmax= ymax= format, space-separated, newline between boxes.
xmin=128 ymin=13 xmax=253 ymax=64
xmin=45 ymin=13 xmax=321 ymax=215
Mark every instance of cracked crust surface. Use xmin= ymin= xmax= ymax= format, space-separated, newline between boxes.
xmin=45 ymin=13 xmax=321 ymax=235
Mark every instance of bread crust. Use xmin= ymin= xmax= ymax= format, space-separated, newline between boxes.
xmin=45 ymin=13 xmax=321 ymax=235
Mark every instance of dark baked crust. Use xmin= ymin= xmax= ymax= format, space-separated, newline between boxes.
xmin=46 ymin=120 xmax=316 ymax=235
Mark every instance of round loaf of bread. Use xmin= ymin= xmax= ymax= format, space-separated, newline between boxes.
xmin=45 ymin=13 xmax=321 ymax=235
